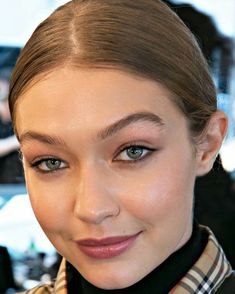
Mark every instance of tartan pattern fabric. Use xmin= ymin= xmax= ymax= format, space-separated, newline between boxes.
xmin=22 ymin=227 xmax=233 ymax=294
xmin=170 ymin=227 xmax=232 ymax=294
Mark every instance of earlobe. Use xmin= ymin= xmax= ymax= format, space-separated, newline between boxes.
xmin=196 ymin=111 xmax=228 ymax=176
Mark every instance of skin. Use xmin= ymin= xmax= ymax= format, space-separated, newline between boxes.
xmin=15 ymin=67 xmax=226 ymax=289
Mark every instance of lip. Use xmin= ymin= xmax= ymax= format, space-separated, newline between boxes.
xmin=75 ymin=231 xmax=142 ymax=259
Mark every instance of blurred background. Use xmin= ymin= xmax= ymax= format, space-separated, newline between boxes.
xmin=0 ymin=0 xmax=235 ymax=292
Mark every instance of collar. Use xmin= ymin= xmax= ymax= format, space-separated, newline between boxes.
xmin=170 ymin=226 xmax=232 ymax=293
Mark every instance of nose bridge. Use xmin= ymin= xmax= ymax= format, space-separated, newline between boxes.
xmin=74 ymin=162 xmax=120 ymax=224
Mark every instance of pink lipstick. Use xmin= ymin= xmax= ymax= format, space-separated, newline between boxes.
xmin=76 ymin=232 xmax=141 ymax=259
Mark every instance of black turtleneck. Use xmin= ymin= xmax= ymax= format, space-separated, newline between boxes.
xmin=67 ymin=224 xmax=208 ymax=294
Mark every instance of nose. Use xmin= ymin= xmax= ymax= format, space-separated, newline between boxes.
xmin=73 ymin=164 xmax=120 ymax=224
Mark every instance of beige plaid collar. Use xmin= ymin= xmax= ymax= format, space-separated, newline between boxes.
xmin=170 ymin=227 xmax=232 ymax=293
xmin=26 ymin=227 xmax=232 ymax=293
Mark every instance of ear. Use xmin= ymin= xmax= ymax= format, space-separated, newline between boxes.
xmin=196 ymin=111 xmax=228 ymax=176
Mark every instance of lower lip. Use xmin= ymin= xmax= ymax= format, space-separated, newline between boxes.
xmin=76 ymin=233 xmax=141 ymax=259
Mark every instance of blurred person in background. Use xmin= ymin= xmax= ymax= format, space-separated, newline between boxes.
xmin=163 ymin=0 xmax=233 ymax=93
xmin=0 ymin=74 xmax=24 ymax=183
xmin=0 ymin=246 xmax=16 ymax=293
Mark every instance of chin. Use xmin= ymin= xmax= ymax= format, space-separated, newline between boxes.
xmin=86 ymin=275 xmax=136 ymax=290
xmin=79 ymin=264 xmax=150 ymax=290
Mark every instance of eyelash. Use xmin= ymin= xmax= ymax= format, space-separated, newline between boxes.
xmin=29 ymin=144 xmax=156 ymax=174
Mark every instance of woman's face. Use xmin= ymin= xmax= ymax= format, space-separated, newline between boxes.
xmin=16 ymin=67 xmax=201 ymax=289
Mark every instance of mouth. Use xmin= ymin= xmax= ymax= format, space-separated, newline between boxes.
xmin=75 ymin=231 xmax=142 ymax=259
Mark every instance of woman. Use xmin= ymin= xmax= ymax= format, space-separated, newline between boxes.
xmin=9 ymin=0 xmax=234 ymax=292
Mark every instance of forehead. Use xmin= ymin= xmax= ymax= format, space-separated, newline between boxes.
xmin=15 ymin=67 xmax=186 ymax=136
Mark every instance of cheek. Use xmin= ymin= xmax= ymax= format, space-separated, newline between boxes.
xmin=25 ymin=170 xmax=73 ymax=233
xmin=117 ymin=157 xmax=195 ymax=225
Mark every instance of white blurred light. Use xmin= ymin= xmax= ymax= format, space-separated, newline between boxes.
xmin=0 ymin=0 xmax=69 ymax=46
xmin=220 ymin=140 xmax=235 ymax=172
xmin=0 ymin=194 xmax=54 ymax=253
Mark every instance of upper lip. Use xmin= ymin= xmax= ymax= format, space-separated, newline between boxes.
xmin=76 ymin=232 xmax=142 ymax=247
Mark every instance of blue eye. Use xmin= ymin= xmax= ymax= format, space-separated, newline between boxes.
xmin=31 ymin=158 xmax=67 ymax=172
xmin=115 ymin=146 xmax=154 ymax=162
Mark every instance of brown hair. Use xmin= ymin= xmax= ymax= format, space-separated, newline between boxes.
xmin=9 ymin=0 xmax=216 ymax=139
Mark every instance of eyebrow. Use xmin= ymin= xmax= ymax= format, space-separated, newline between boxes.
xmin=19 ymin=132 xmax=68 ymax=147
xmin=19 ymin=111 xmax=164 ymax=146
xmin=97 ymin=111 xmax=164 ymax=140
